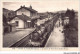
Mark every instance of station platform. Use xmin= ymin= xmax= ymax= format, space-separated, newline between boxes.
xmin=3 ymin=28 xmax=35 ymax=47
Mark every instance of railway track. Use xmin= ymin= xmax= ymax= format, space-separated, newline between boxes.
xmin=11 ymin=33 xmax=31 ymax=47
xmin=11 ymin=31 xmax=52 ymax=47
xmin=10 ymin=14 xmax=60 ymax=47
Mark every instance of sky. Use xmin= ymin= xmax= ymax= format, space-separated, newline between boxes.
xmin=3 ymin=0 xmax=79 ymax=13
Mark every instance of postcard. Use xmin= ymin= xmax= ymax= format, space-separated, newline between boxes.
xmin=0 ymin=0 xmax=79 ymax=51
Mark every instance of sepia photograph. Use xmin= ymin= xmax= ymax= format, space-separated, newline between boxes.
xmin=2 ymin=0 xmax=79 ymax=47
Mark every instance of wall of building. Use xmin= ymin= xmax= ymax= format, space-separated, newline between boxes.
xmin=16 ymin=8 xmax=31 ymax=16
xmin=10 ymin=17 xmax=25 ymax=28
xmin=12 ymin=26 xmax=16 ymax=32
xmin=31 ymin=12 xmax=37 ymax=17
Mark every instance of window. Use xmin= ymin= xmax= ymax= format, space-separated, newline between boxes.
xmin=15 ymin=21 xmax=18 ymax=26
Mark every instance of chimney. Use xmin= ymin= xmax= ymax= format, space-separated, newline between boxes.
xmin=23 ymin=5 xmax=25 ymax=7
xmin=30 ymin=5 xmax=32 ymax=9
xmin=21 ymin=5 xmax=22 ymax=8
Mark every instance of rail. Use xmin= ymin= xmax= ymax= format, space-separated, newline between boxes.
xmin=10 ymin=14 xmax=60 ymax=47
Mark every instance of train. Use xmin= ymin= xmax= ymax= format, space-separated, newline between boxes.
xmin=28 ymin=18 xmax=55 ymax=47
xmin=10 ymin=14 xmax=60 ymax=47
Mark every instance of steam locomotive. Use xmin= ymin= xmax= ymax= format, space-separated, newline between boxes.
xmin=28 ymin=20 xmax=54 ymax=47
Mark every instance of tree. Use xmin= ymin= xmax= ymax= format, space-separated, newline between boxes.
xmin=3 ymin=15 xmax=7 ymax=24
xmin=65 ymin=9 xmax=75 ymax=26
xmin=65 ymin=8 xmax=71 ymax=17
